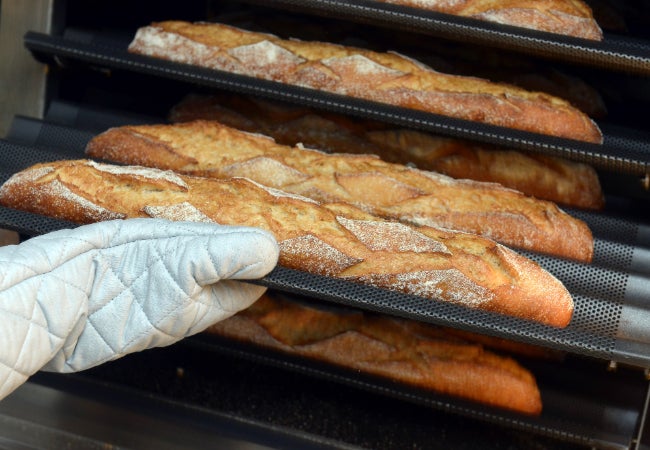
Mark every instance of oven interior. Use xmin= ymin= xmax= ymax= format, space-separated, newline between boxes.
xmin=2 ymin=1 xmax=650 ymax=449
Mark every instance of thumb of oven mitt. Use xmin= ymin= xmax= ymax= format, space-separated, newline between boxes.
xmin=0 ymin=218 xmax=279 ymax=400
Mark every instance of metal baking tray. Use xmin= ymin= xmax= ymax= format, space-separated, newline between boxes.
xmin=0 ymin=147 xmax=648 ymax=450
xmin=22 ymin=30 xmax=650 ymax=176
xmin=1 ymin=364 xmax=345 ymax=450
xmin=235 ymin=0 xmax=650 ymax=76
xmin=184 ymin=330 xmax=650 ymax=450
xmin=2 ymin=114 xmax=650 ymax=447
xmin=2 ymin=115 xmax=650 ymax=370
xmin=13 ymin=330 xmax=646 ymax=450
xmin=3 ymin=182 xmax=644 ymax=449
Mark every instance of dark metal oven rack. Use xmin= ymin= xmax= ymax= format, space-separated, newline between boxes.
xmin=3 ymin=114 xmax=650 ymax=370
xmin=1 ymin=101 xmax=650 ymax=450
xmin=22 ymin=30 xmax=650 ymax=177
xmin=235 ymin=0 xmax=650 ymax=76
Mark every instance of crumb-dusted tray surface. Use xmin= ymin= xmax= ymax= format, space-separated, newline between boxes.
xmin=235 ymin=0 xmax=650 ymax=76
xmin=22 ymin=30 xmax=650 ymax=176
xmin=2 ymin=122 xmax=650 ymax=369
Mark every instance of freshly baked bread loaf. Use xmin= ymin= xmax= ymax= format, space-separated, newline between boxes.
xmin=170 ymin=93 xmax=387 ymax=155
xmin=364 ymin=129 xmax=605 ymax=210
xmin=0 ymin=159 xmax=574 ymax=327
xmin=86 ymin=120 xmax=594 ymax=262
xmin=376 ymin=0 xmax=603 ymax=40
xmin=392 ymin=40 xmax=608 ymax=119
xmin=210 ymin=8 xmax=608 ymax=118
xmin=206 ymin=291 xmax=543 ymax=414
xmin=169 ymin=93 xmax=605 ymax=210
xmin=496 ymin=69 xmax=607 ymax=119
xmin=127 ymin=20 xmax=603 ymax=143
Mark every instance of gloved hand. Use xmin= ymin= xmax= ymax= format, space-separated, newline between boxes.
xmin=0 ymin=219 xmax=279 ymax=400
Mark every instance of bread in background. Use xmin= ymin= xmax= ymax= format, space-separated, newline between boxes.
xmin=374 ymin=0 xmax=602 ymax=40
xmin=128 ymin=20 xmax=602 ymax=143
xmin=170 ymin=93 xmax=604 ymax=210
xmin=206 ymin=291 xmax=544 ymax=415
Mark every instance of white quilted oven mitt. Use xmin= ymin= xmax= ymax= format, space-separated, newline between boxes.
xmin=0 ymin=218 xmax=279 ymax=400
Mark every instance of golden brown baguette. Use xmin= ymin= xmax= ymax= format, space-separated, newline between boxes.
xmin=127 ymin=20 xmax=602 ymax=143
xmin=206 ymin=291 xmax=543 ymax=415
xmin=86 ymin=120 xmax=594 ymax=262
xmin=0 ymin=159 xmax=574 ymax=327
xmin=364 ymin=129 xmax=605 ymax=210
xmin=491 ymin=69 xmax=607 ymax=119
xmin=169 ymin=93 xmax=387 ymax=155
xmin=393 ymin=39 xmax=608 ymax=119
xmin=375 ymin=0 xmax=602 ymax=40
xmin=169 ymin=93 xmax=605 ymax=210
xmin=212 ymin=9 xmax=608 ymax=118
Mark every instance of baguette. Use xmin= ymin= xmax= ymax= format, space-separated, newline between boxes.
xmin=86 ymin=120 xmax=594 ymax=262
xmin=209 ymin=8 xmax=607 ymax=118
xmin=206 ymin=291 xmax=543 ymax=415
xmin=169 ymin=93 xmax=605 ymax=210
xmin=364 ymin=129 xmax=605 ymax=210
xmin=214 ymin=9 xmax=608 ymax=118
xmin=169 ymin=93 xmax=387 ymax=155
xmin=0 ymin=159 xmax=574 ymax=327
xmin=127 ymin=20 xmax=602 ymax=143
xmin=395 ymin=40 xmax=608 ymax=119
xmin=375 ymin=0 xmax=602 ymax=40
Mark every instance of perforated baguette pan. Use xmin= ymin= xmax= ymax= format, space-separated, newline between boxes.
xmin=1 ymin=132 xmax=650 ymax=445
xmin=181 ymin=330 xmax=648 ymax=450
xmin=1 ymin=141 xmax=649 ymax=450
xmin=0 ymin=132 xmax=646 ymax=448
xmin=25 ymin=329 xmax=647 ymax=450
xmin=23 ymin=30 xmax=650 ymax=176
xmin=0 ymin=182 xmax=643 ymax=450
xmin=3 ymin=116 xmax=650 ymax=370
xmin=234 ymin=0 xmax=650 ymax=76
xmin=12 ymin=114 xmax=650 ymax=276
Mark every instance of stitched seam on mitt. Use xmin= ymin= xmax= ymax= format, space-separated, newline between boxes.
xmin=64 ymin=244 xmax=182 ymax=369
xmin=0 ymin=278 xmax=74 ymax=342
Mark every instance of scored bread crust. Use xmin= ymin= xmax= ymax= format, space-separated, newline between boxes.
xmin=0 ymin=159 xmax=574 ymax=327
xmin=169 ymin=93 xmax=605 ymax=210
xmin=86 ymin=120 xmax=594 ymax=263
xmin=127 ymin=20 xmax=602 ymax=143
xmin=206 ymin=292 xmax=543 ymax=415
xmin=377 ymin=0 xmax=603 ymax=40
xmin=364 ymin=128 xmax=605 ymax=210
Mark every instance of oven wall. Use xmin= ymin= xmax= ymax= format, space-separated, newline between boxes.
xmin=0 ymin=0 xmax=53 ymax=136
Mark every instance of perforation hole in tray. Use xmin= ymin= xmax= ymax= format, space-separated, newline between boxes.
xmin=37 ymin=125 xmax=94 ymax=155
xmin=593 ymin=239 xmax=636 ymax=272
xmin=539 ymin=256 xmax=626 ymax=341
xmin=264 ymin=260 xmax=619 ymax=356
xmin=570 ymin=210 xmax=641 ymax=269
